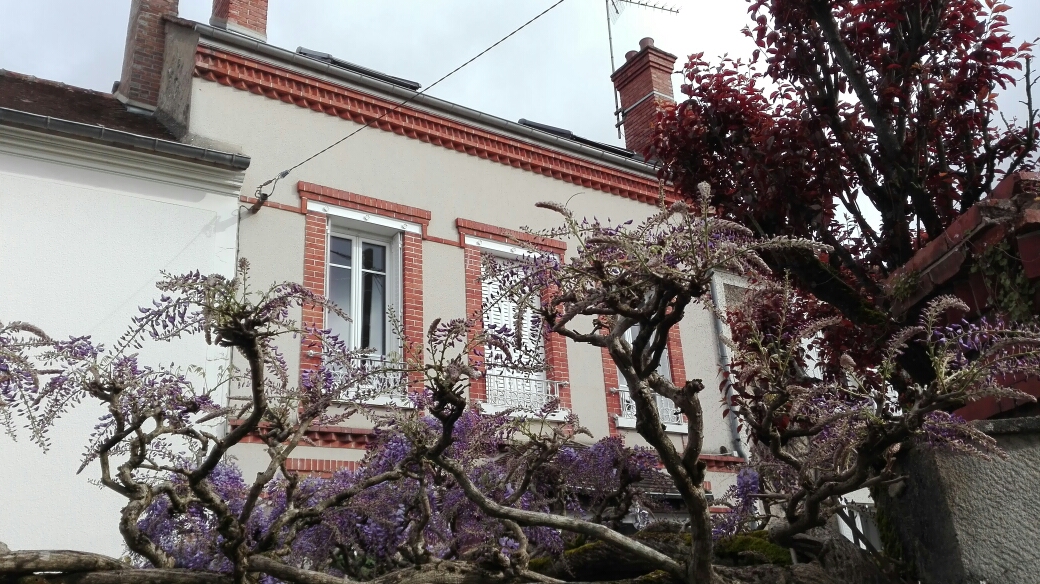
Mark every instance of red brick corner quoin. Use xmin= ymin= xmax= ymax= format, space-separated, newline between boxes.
xmin=192 ymin=45 xmax=674 ymax=205
xmin=297 ymin=182 xmax=428 ymax=386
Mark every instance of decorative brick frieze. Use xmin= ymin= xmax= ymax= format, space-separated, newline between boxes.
xmin=192 ymin=46 xmax=673 ymax=206
xmin=700 ymin=454 xmax=744 ymax=473
xmin=228 ymin=420 xmax=374 ymax=449
xmin=284 ymin=458 xmax=358 ymax=478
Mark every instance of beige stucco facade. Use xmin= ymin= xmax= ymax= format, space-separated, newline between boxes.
xmin=175 ymin=30 xmax=743 ymax=488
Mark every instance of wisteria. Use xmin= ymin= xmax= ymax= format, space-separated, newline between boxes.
xmin=473 ymin=187 xmax=823 ymax=582
xmin=724 ymin=280 xmax=1040 ymax=545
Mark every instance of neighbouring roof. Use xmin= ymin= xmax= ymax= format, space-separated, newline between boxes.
xmin=0 ymin=70 xmax=174 ymax=140
xmin=0 ymin=69 xmax=250 ymax=171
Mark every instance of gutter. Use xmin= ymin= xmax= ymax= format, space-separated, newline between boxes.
xmin=0 ymin=107 xmax=250 ymax=171
xmin=191 ymin=23 xmax=657 ymax=176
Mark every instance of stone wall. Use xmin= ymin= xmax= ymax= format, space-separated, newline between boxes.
xmin=877 ymin=417 xmax=1040 ymax=584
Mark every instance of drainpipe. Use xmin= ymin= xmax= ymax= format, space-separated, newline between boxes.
xmin=709 ymin=273 xmax=746 ymax=459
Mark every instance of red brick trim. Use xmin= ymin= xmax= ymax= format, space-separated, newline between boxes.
xmin=193 ymin=45 xmax=673 ymax=205
xmin=457 ymin=218 xmax=566 ymax=252
xmin=298 ymin=184 xmax=426 ymax=378
xmin=666 ymin=327 xmax=687 ymax=390
xmin=701 ymin=454 xmax=745 ymax=473
xmin=464 ymin=247 xmax=487 ymax=403
xmin=601 ymin=345 xmax=623 ymax=437
xmin=228 ymin=421 xmax=374 ymax=449
xmin=239 ymin=195 xmax=304 ymax=214
xmin=285 ymin=458 xmax=359 ymax=478
xmin=297 ymin=182 xmax=432 ymax=226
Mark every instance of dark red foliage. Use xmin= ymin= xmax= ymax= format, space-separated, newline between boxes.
xmin=654 ymin=0 xmax=1038 ymax=283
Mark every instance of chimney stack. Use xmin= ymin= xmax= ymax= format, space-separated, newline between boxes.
xmin=116 ymin=0 xmax=179 ymax=109
xmin=211 ymin=0 xmax=269 ymax=42
xmin=610 ymin=37 xmax=677 ymax=158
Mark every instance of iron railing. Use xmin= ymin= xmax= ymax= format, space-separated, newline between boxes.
xmin=484 ymin=372 xmax=565 ymax=412
xmin=618 ymin=388 xmax=684 ymax=426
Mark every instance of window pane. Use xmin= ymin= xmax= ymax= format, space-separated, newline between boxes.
xmin=330 ymin=236 xmax=353 ymax=268
xmin=361 ymin=272 xmax=386 ymax=354
xmin=362 ymin=242 xmax=386 ymax=272
xmin=328 ymin=265 xmax=352 ymax=342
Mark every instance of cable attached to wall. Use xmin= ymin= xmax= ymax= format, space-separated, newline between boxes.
xmin=249 ymin=0 xmax=569 ymax=213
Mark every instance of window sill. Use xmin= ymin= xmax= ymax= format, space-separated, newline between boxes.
xmin=333 ymin=394 xmax=415 ymax=409
xmin=479 ymin=402 xmax=571 ymax=422
xmin=615 ymin=416 xmax=688 ymax=434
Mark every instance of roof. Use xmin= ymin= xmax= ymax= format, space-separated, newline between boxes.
xmin=185 ymin=21 xmax=656 ymax=175
xmin=0 ymin=70 xmax=174 ymax=140
xmin=0 ymin=70 xmax=250 ymax=171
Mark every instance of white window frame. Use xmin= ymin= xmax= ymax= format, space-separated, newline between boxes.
xmin=613 ymin=325 xmax=687 ymax=433
xmin=469 ymin=236 xmax=569 ymax=421
xmin=314 ymin=201 xmax=420 ymax=407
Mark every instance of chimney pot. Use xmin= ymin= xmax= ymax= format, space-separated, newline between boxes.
xmin=610 ymin=38 xmax=678 ymax=158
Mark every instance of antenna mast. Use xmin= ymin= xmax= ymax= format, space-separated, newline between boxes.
xmin=605 ymin=0 xmax=679 ymax=139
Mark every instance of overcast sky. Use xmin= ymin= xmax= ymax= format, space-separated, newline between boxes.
xmin=1 ymin=0 xmax=1038 ymax=147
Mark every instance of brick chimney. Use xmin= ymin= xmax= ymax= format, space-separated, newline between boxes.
xmin=116 ymin=0 xmax=179 ymax=109
xmin=210 ymin=0 xmax=268 ymax=42
xmin=610 ymin=37 xmax=677 ymax=158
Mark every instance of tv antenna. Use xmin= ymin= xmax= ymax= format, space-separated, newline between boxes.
xmin=605 ymin=0 xmax=679 ymax=138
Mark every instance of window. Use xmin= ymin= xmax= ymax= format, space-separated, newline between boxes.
xmin=478 ymin=251 xmax=564 ymax=415
xmin=327 ymin=234 xmax=390 ymax=355
xmin=614 ymin=324 xmax=686 ymax=431
xmin=325 ymin=223 xmax=406 ymax=404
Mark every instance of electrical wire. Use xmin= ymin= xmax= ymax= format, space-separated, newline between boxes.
xmin=250 ymin=0 xmax=569 ymax=211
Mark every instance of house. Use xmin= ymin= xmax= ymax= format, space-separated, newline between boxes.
xmin=0 ymin=0 xmax=747 ymax=553
xmin=0 ymin=70 xmax=248 ymax=555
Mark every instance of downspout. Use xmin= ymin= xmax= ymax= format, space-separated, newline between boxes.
xmin=709 ymin=273 xmax=746 ymax=459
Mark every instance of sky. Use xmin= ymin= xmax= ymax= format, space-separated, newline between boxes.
xmin=1 ymin=0 xmax=1038 ymax=148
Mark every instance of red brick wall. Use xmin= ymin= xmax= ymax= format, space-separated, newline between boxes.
xmin=211 ymin=0 xmax=268 ymax=38
xmin=601 ymin=345 xmax=623 ymax=437
xmin=118 ymin=0 xmax=179 ymax=107
xmin=464 ymin=247 xmax=487 ymax=403
xmin=610 ymin=43 xmax=678 ymax=157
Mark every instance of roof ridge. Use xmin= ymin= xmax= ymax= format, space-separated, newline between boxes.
xmin=0 ymin=69 xmax=114 ymax=99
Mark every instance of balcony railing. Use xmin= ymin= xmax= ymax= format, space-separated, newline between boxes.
xmin=330 ymin=356 xmax=411 ymax=406
xmin=484 ymin=372 xmax=566 ymax=414
xmin=617 ymin=388 xmax=685 ymax=428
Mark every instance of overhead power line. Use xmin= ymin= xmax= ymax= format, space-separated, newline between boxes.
xmin=250 ymin=0 xmax=569 ymax=212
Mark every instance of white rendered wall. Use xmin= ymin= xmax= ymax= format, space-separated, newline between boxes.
xmin=0 ymin=132 xmax=241 ymax=556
